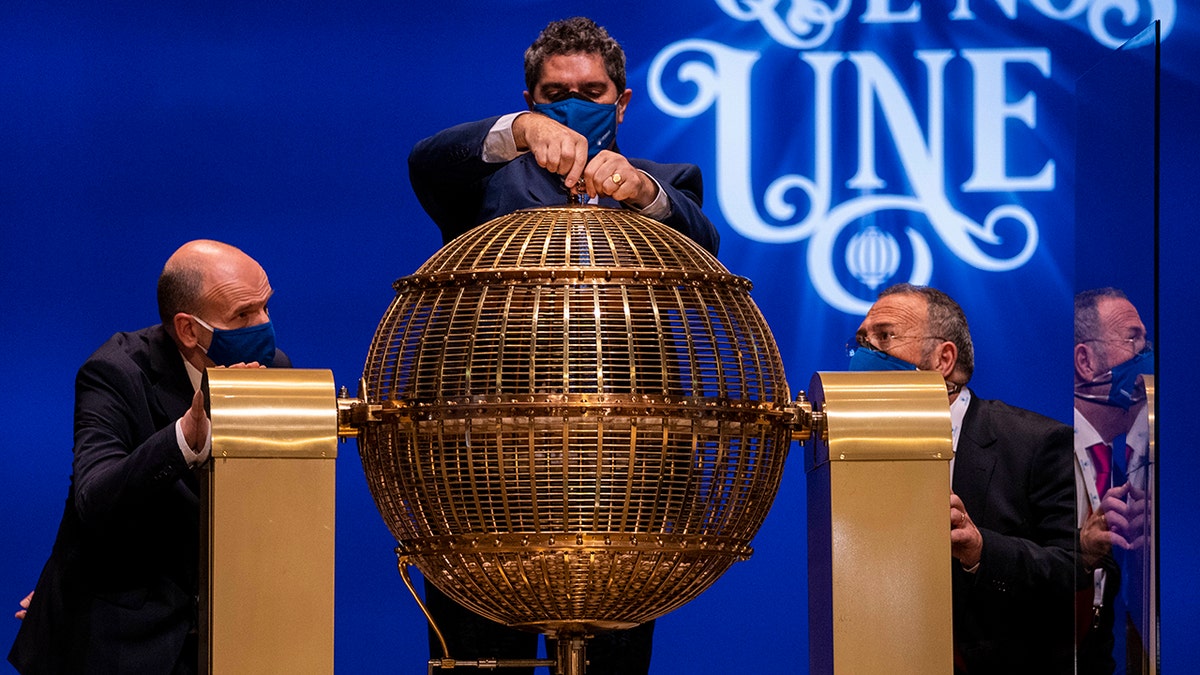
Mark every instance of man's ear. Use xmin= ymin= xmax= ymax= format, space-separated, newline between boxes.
xmin=174 ymin=313 xmax=201 ymax=349
xmin=1075 ymin=342 xmax=1099 ymax=381
xmin=523 ymin=91 xmax=535 ymax=111
xmin=616 ymin=88 xmax=632 ymax=125
xmin=935 ymin=340 xmax=958 ymax=380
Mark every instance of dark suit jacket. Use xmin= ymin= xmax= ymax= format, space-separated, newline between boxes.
xmin=408 ymin=115 xmax=720 ymax=255
xmin=951 ymin=395 xmax=1079 ymax=675
xmin=10 ymin=325 xmax=289 ymax=674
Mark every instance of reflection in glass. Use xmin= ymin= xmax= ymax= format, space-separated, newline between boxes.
xmin=1073 ymin=20 xmax=1159 ymax=675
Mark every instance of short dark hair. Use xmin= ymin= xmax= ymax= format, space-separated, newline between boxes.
xmin=878 ymin=283 xmax=975 ymax=382
xmin=157 ymin=263 xmax=204 ymax=329
xmin=1075 ymin=287 xmax=1128 ymax=344
xmin=524 ymin=17 xmax=626 ymax=92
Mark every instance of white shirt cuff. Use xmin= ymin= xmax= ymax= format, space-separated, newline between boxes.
xmin=483 ymin=112 xmax=530 ymax=163
xmin=627 ymin=171 xmax=671 ymax=221
xmin=176 ymin=418 xmax=212 ymax=467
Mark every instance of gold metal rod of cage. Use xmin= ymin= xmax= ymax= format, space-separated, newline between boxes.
xmin=401 ymin=553 xmax=560 ymax=673
xmin=397 ymin=554 xmax=450 ymax=661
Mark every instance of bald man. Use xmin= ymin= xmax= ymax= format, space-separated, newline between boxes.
xmin=9 ymin=240 xmax=289 ymax=674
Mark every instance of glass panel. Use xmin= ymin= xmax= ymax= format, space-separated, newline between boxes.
xmin=1073 ymin=20 xmax=1159 ymax=675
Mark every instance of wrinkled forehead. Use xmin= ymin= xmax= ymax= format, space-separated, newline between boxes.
xmin=858 ymin=293 xmax=928 ymax=335
xmin=1097 ymin=297 xmax=1145 ymax=336
xmin=199 ymin=258 xmax=272 ymax=315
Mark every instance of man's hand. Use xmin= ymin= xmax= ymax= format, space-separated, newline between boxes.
xmin=180 ymin=387 xmax=209 ymax=454
xmin=512 ymin=113 xmax=590 ymax=190
xmin=583 ymin=150 xmax=659 ymax=209
xmin=950 ymin=493 xmax=983 ymax=569
xmin=511 ymin=115 xmax=660 ymax=208
xmin=1122 ymin=483 xmax=1149 ymax=550
xmin=15 ymin=591 xmax=32 ymax=620
xmin=179 ymin=362 xmax=263 ymax=452
xmin=1081 ymin=483 xmax=1146 ymax=569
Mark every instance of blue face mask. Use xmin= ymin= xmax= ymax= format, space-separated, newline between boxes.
xmin=532 ymin=96 xmax=618 ymax=158
xmin=1106 ymin=347 xmax=1153 ymax=410
xmin=848 ymin=346 xmax=918 ymax=372
xmin=195 ymin=316 xmax=277 ymax=367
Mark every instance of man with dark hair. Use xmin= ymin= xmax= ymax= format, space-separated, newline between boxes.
xmin=408 ymin=16 xmax=718 ymax=256
xmin=1073 ymin=288 xmax=1153 ymax=674
xmin=407 ymin=16 xmax=718 ymax=674
xmin=9 ymin=240 xmax=288 ymax=674
xmin=850 ymin=283 xmax=1078 ymax=675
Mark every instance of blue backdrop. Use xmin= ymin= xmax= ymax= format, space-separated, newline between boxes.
xmin=3 ymin=1 xmax=1196 ymax=672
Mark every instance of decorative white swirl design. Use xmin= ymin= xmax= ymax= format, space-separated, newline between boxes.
xmin=649 ymin=40 xmax=1040 ymax=314
xmin=714 ymin=0 xmax=1175 ymax=49
xmin=714 ymin=0 xmax=853 ymax=49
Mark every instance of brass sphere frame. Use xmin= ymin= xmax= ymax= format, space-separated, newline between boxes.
xmin=351 ymin=206 xmax=796 ymax=665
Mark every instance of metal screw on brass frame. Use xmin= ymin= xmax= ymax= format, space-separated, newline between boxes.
xmin=337 ymin=205 xmax=947 ymax=674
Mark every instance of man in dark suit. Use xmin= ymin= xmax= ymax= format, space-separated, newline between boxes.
xmin=9 ymin=240 xmax=288 ymax=674
xmin=1073 ymin=288 xmax=1153 ymax=674
xmin=851 ymin=283 xmax=1078 ymax=675
xmin=408 ymin=16 xmax=718 ymax=257
xmin=407 ymin=16 xmax=719 ymax=675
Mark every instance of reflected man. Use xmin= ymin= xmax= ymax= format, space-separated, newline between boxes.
xmin=1074 ymin=288 xmax=1153 ymax=675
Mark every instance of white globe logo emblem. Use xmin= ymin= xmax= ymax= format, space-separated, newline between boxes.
xmin=846 ymin=225 xmax=902 ymax=291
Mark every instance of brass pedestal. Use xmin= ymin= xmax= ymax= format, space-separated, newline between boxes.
xmin=805 ymin=371 xmax=954 ymax=674
xmin=200 ymin=368 xmax=337 ymax=674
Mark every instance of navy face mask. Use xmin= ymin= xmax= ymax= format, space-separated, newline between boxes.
xmin=532 ymin=95 xmax=618 ymax=158
xmin=1104 ymin=347 xmax=1154 ymax=409
xmin=848 ymin=345 xmax=918 ymax=372
xmin=195 ymin=316 xmax=277 ymax=367
xmin=848 ymin=338 xmax=962 ymax=395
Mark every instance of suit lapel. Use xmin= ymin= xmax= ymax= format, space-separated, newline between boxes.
xmin=510 ymin=155 xmax=624 ymax=208
xmin=953 ymin=397 xmax=998 ymax=521
xmin=514 ymin=156 xmax=572 ymax=206
xmin=146 ymin=326 xmax=193 ymax=421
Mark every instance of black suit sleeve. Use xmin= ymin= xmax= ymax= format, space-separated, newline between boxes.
xmin=632 ymin=159 xmax=720 ymax=255
xmin=72 ymin=351 xmax=193 ymax=530
xmin=407 ymin=117 xmax=502 ymax=243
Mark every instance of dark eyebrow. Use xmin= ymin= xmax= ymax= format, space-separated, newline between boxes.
xmin=540 ymin=80 xmax=610 ymax=92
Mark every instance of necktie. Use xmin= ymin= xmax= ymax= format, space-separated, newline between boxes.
xmin=1088 ymin=442 xmax=1112 ymax=496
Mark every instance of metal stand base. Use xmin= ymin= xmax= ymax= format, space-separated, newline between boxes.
xmin=403 ymin=554 xmax=592 ymax=675
xmin=423 ymin=634 xmax=589 ymax=674
xmin=426 ymin=657 xmax=557 ymax=674
xmin=554 ymin=635 xmax=588 ymax=675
